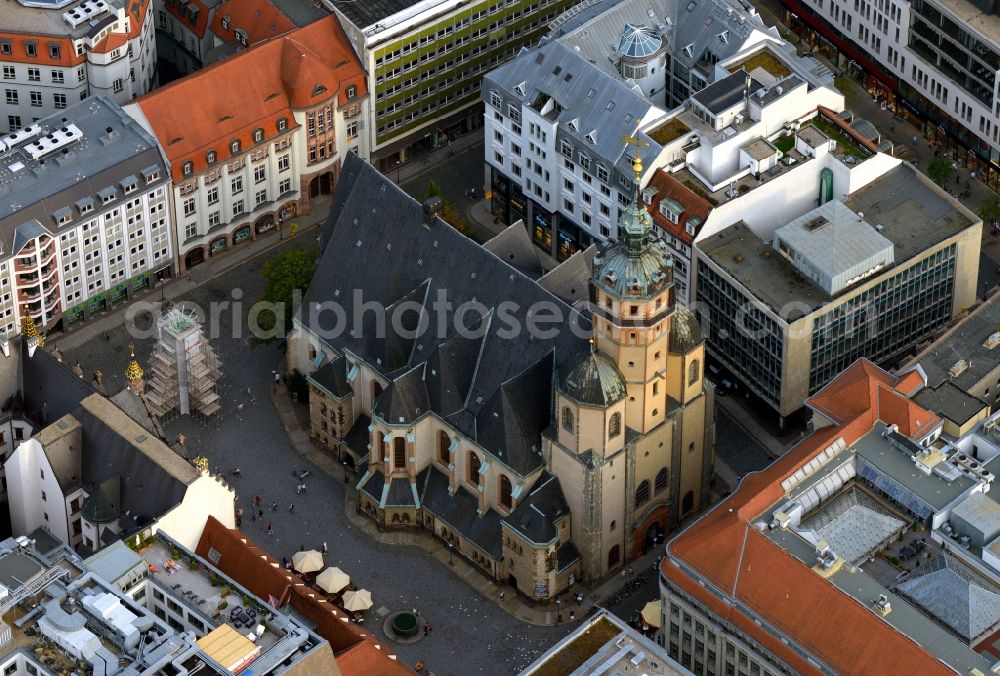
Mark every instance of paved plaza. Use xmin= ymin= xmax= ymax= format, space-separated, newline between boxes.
xmin=60 ymin=241 xmax=576 ymax=674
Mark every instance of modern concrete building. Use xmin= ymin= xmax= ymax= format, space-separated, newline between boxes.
xmin=660 ymin=358 xmax=1000 ymax=675
xmin=288 ymin=151 xmax=714 ymax=599
xmin=783 ymin=0 xmax=1000 ymax=188
xmin=904 ymin=292 xmax=1000 ymax=415
xmin=330 ymin=0 xmax=587 ymax=170
xmin=0 ymin=0 xmax=157 ymax=133
xmin=695 ymin=159 xmax=981 ymax=422
xmin=0 ymin=95 xmax=172 ymax=335
xmin=127 ymin=16 xmax=366 ymax=271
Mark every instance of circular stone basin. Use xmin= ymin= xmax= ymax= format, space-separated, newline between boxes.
xmin=391 ymin=612 xmax=418 ymax=637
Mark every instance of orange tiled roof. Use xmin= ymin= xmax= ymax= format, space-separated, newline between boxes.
xmin=165 ymin=0 xmax=212 ymax=39
xmin=91 ymin=31 xmax=128 ymax=55
xmin=644 ymin=169 xmax=712 ymax=244
xmin=0 ymin=34 xmax=82 ymax=67
xmin=137 ymin=15 xmax=365 ymax=181
xmin=210 ymin=0 xmax=295 ymax=46
xmin=662 ymin=358 xmax=952 ymax=676
xmin=196 ymin=517 xmax=411 ymax=675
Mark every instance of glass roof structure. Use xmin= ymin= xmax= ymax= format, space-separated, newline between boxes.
xmin=618 ymin=23 xmax=663 ymax=59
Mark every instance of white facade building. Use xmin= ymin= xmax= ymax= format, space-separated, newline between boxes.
xmin=0 ymin=95 xmax=172 ymax=335
xmin=0 ymin=0 xmax=157 ymax=133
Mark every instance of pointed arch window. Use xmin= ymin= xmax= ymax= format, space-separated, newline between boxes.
xmin=468 ymin=452 xmax=481 ymax=486
xmin=499 ymin=475 xmax=512 ymax=510
xmin=688 ymin=359 xmax=699 ymax=385
xmin=438 ymin=431 xmax=450 ymax=465
xmin=609 ymin=412 xmax=621 ymax=438
xmin=393 ymin=437 xmax=406 ymax=469
xmin=655 ymin=468 xmax=669 ymax=494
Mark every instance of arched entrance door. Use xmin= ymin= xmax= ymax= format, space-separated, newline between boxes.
xmin=682 ymin=490 xmax=694 ymax=515
xmin=608 ymin=545 xmax=620 ymax=569
xmin=185 ymin=248 xmax=205 ymax=269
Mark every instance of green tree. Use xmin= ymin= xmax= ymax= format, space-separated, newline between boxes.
xmin=980 ymin=192 xmax=1000 ymax=228
xmin=251 ymin=246 xmax=318 ymax=344
xmin=927 ymin=154 xmax=953 ymax=187
xmin=424 ymin=179 xmax=444 ymax=201
xmin=439 ymin=201 xmax=479 ymax=242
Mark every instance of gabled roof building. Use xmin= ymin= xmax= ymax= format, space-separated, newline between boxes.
xmin=127 ymin=15 xmax=367 ymax=271
xmin=288 ymin=151 xmax=714 ymax=599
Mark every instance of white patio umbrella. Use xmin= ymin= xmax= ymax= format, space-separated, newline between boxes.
xmin=641 ymin=600 xmax=662 ymax=628
xmin=315 ymin=567 xmax=350 ymax=594
xmin=292 ymin=549 xmax=324 ymax=574
xmin=341 ymin=589 xmax=373 ymax=612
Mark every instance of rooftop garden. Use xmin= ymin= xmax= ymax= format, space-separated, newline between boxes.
xmin=728 ymin=51 xmax=792 ymax=78
xmin=810 ymin=116 xmax=870 ymax=162
xmin=648 ymin=118 xmax=691 ymax=145
xmin=773 ymin=134 xmax=795 ymax=155
xmin=533 ymin=618 xmax=623 ymax=676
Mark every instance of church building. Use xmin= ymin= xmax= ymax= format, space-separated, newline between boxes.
xmin=288 ymin=152 xmax=714 ymax=600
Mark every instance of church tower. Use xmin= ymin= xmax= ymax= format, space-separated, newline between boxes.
xmin=590 ymin=147 xmax=675 ymax=433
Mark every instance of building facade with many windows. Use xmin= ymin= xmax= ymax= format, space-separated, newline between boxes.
xmin=695 ymin=160 xmax=980 ymax=421
xmin=0 ymin=0 xmax=157 ymax=134
xmin=784 ymin=0 xmax=1000 ymax=189
xmin=0 ymin=95 xmax=172 ymax=335
xmin=127 ymin=16 xmax=366 ymax=270
xmin=331 ymin=0 xmax=585 ymax=170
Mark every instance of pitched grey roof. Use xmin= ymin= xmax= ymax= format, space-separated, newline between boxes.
xmin=110 ymin=388 xmax=165 ymax=438
xmin=692 ymin=70 xmax=763 ymax=114
xmin=330 ymin=0 xmax=421 ymax=29
xmin=669 ymin=304 xmax=704 ymax=353
xmin=538 ymin=245 xmax=596 ymax=305
xmin=483 ymin=224 xmax=547 ymax=278
xmin=305 ymin=154 xmax=590 ymax=476
xmin=484 ymin=40 xmax=664 ymax=177
xmin=673 ymin=0 xmax=774 ymax=69
xmin=0 ymin=97 xmax=168 ymax=253
xmin=897 ymin=554 xmax=1000 ymax=641
xmin=501 ymin=472 xmax=570 ymax=545
xmin=309 ymin=355 xmax=352 ymax=399
xmin=418 ymin=466 xmax=503 ymax=558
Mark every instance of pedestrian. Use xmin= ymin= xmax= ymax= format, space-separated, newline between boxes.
xmin=271 ymin=501 xmax=278 ymax=512
xmin=628 ymin=566 xmax=634 ymax=576
xmin=913 ymin=135 xmax=918 ymax=145
xmin=289 ymin=503 xmax=295 ymax=513
xmin=266 ymin=522 xmax=272 ymax=535
xmin=322 ymin=542 xmax=328 ymax=554
xmin=258 ymin=509 xmax=263 ymax=520
xmin=273 ymin=371 xmax=280 ymax=392
xmin=499 ymin=591 xmax=505 ymax=600
xmin=254 ymin=495 xmax=261 ymax=506
xmin=412 ymin=607 xmax=419 ymax=616
xmin=569 ymin=610 xmax=575 ymax=621
xmin=251 ymin=511 xmax=257 ymax=523
xmin=426 ymin=622 xmax=432 ymax=634
xmin=423 ymin=624 xmax=429 ymax=636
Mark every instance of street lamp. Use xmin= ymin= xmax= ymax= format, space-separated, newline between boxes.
xmin=395 ymin=159 xmax=401 ymax=184
xmin=448 ymin=542 xmax=454 ymax=565
xmin=342 ymin=459 xmax=349 ymax=484
xmin=556 ymin=596 xmax=562 ymax=624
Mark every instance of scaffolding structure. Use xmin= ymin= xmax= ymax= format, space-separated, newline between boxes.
xmin=144 ymin=306 xmax=222 ymax=422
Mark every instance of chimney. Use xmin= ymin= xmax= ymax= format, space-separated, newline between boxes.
xmin=422 ymin=196 xmax=442 ymax=226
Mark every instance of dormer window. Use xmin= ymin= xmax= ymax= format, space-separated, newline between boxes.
xmin=221 ymin=16 xmax=230 ymax=30
xmin=718 ymin=31 xmax=729 ymax=44
xmin=207 ymin=150 xmax=217 ymax=165
xmin=683 ymin=43 xmax=694 ymax=58
xmin=514 ymin=82 xmax=526 ymax=96
xmin=660 ymin=198 xmax=684 ymax=224
xmin=253 ymin=128 xmax=264 ymax=143
xmin=230 ymin=139 xmax=240 ymax=155
xmin=346 ymin=85 xmax=357 ymax=99
xmin=182 ymin=161 xmax=193 ymax=176
xmin=585 ymin=131 xmax=597 ymax=144
xmin=312 ymin=84 xmax=327 ymax=96
xmin=277 ymin=117 xmax=288 ymax=132
xmin=490 ymin=91 xmax=502 ymax=109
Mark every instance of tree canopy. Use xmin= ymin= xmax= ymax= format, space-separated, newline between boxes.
xmin=927 ymin=154 xmax=953 ymax=187
xmin=251 ymin=246 xmax=318 ymax=344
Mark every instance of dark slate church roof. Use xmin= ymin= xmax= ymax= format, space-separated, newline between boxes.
xmin=418 ymin=467 xmax=502 ymax=558
xmin=305 ymin=154 xmax=591 ymax=476
xmin=559 ymin=349 xmax=626 ymax=407
xmin=501 ymin=472 xmax=570 ymax=545
xmin=309 ymin=355 xmax=353 ymax=399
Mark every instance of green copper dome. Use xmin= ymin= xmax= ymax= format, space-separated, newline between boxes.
xmin=559 ymin=350 xmax=626 ymax=407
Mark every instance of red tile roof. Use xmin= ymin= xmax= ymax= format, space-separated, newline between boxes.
xmin=210 ymin=0 xmax=295 ymax=45
xmin=137 ymin=15 xmax=365 ymax=181
xmin=165 ymin=0 xmax=211 ymax=39
xmin=196 ymin=517 xmax=411 ymax=675
xmin=662 ymin=359 xmax=952 ymax=676
xmin=644 ymin=169 xmax=712 ymax=244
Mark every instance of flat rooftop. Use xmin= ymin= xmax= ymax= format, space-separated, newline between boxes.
xmin=5 ymin=0 xmax=125 ymax=39
xmin=700 ymin=220 xmax=831 ymax=317
xmin=0 ymin=552 xmax=44 ymax=590
xmin=699 ymin=164 xmax=973 ymax=317
xmin=331 ymin=0 xmax=424 ymax=30
xmin=936 ymin=0 xmax=1000 ymax=46
xmin=913 ymin=294 xmax=1000 ymax=391
xmin=913 ymin=381 xmax=989 ymax=426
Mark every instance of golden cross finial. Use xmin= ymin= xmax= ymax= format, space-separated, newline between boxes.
xmin=128 ymin=341 xmax=135 ymax=356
